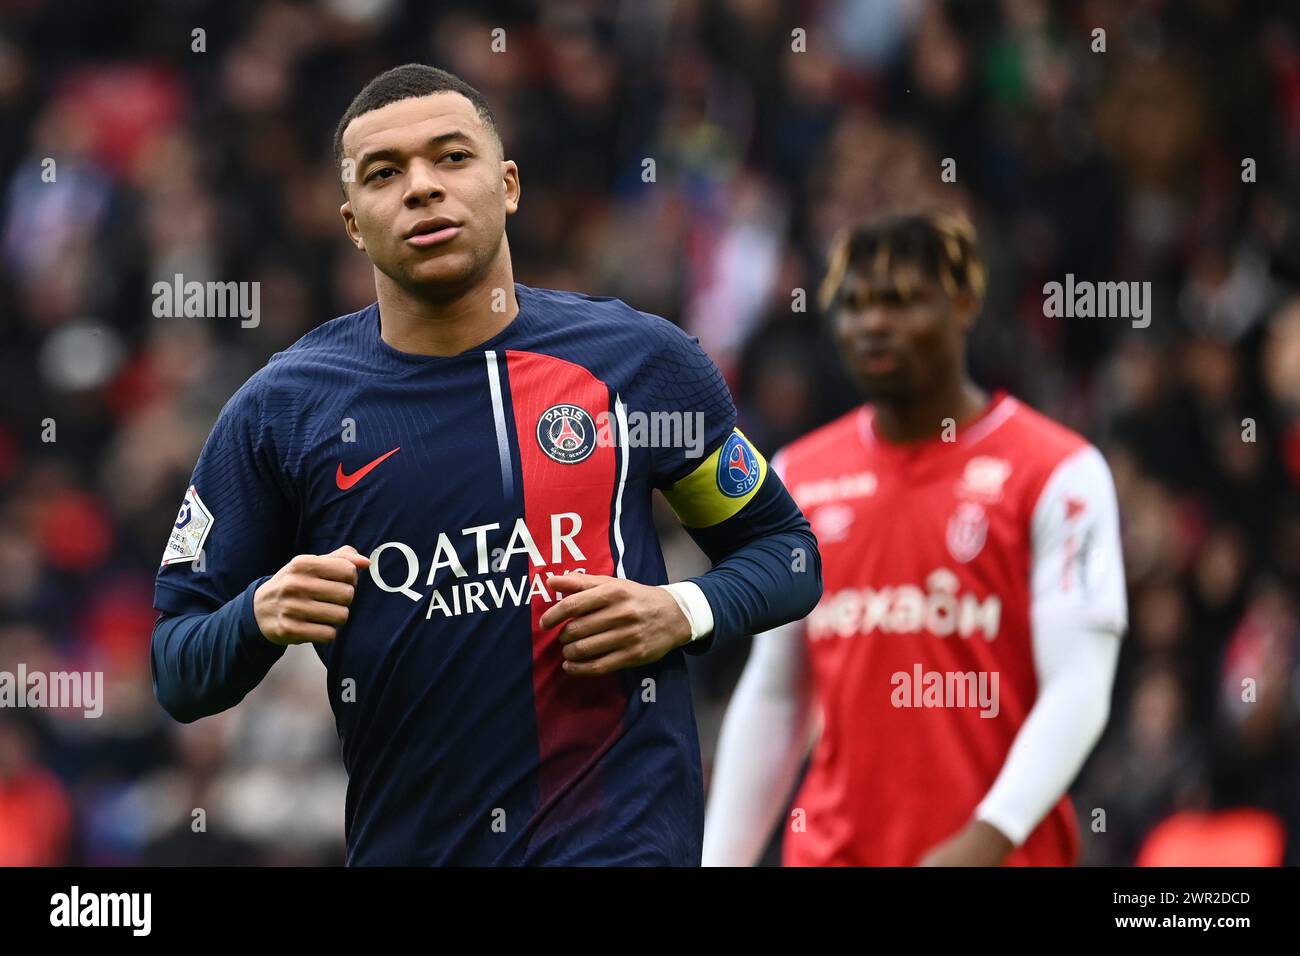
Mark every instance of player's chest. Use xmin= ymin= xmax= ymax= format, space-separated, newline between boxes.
xmin=794 ymin=452 xmax=1035 ymax=651
xmin=294 ymin=354 xmax=632 ymax=539
xmin=795 ymin=452 xmax=1030 ymax=589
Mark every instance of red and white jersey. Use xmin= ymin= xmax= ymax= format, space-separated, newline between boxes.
xmin=777 ymin=392 xmax=1126 ymax=867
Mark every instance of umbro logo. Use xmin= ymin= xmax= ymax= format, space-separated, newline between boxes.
xmin=336 ymin=447 xmax=400 ymax=490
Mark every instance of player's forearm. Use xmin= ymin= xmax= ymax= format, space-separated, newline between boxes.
xmin=703 ymin=626 xmax=815 ymax=865
xmin=681 ymin=477 xmax=822 ymax=653
xmin=974 ymin=624 xmax=1120 ymax=845
xmin=686 ymin=526 xmax=819 ymax=649
xmin=151 ymin=577 xmax=285 ymax=723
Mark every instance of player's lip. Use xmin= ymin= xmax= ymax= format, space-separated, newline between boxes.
xmin=404 ymin=217 xmax=461 ymax=246
xmin=858 ymin=345 xmax=902 ymax=374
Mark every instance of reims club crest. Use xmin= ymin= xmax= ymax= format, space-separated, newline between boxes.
xmin=946 ymin=501 xmax=989 ymax=563
xmin=537 ymin=403 xmax=597 ymax=464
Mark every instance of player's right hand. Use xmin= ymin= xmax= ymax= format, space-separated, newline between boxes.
xmin=253 ymin=545 xmax=371 ymax=645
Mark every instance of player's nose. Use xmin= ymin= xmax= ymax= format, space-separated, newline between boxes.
xmin=842 ymin=304 xmax=892 ymax=339
xmin=402 ymin=157 xmax=446 ymax=206
xmin=858 ymin=304 xmax=895 ymax=333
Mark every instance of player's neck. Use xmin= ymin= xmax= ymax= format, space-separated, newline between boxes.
xmin=872 ymin=380 xmax=989 ymax=444
xmin=375 ymin=253 xmax=520 ymax=357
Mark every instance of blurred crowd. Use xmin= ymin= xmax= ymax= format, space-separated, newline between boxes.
xmin=0 ymin=0 xmax=1298 ymax=866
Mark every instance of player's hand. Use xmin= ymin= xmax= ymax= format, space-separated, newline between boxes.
xmin=253 ymin=545 xmax=371 ymax=646
xmin=917 ymin=819 xmax=1014 ymax=867
xmin=540 ymin=572 xmax=694 ymax=677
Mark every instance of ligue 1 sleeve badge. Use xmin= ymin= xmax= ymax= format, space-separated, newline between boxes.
xmin=537 ymin=403 xmax=597 ymax=464
xmin=161 ymin=485 xmax=214 ymax=566
xmin=717 ymin=431 xmax=761 ymax=497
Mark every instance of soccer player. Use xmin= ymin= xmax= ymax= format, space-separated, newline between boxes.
xmin=702 ymin=210 xmax=1127 ymax=866
xmin=149 ymin=64 xmax=822 ymax=866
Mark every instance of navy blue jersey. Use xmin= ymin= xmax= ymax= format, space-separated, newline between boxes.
xmin=152 ymin=283 xmax=819 ymax=865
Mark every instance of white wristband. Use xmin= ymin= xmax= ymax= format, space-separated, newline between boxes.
xmin=659 ymin=581 xmax=715 ymax=642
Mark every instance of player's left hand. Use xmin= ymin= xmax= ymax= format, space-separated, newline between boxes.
xmin=917 ymin=820 xmax=1015 ymax=867
xmin=540 ymin=572 xmax=694 ymax=677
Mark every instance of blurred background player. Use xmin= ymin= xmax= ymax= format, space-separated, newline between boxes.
xmin=703 ymin=210 xmax=1127 ymax=866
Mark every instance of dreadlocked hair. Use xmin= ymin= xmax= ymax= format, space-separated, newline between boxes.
xmin=818 ymin=209 xmax=987 ymax=312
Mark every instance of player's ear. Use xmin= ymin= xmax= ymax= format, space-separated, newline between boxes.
xmin=501 ymin=159 xmax=520 ymax=216
xmin=340 ymin=200 xmax=366 ymax=251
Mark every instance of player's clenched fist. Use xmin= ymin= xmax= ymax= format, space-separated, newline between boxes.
xmin=541 ymin=572 xmax=694 ymax=676
xmin=253 ymin=545 xmax=371 ymax=645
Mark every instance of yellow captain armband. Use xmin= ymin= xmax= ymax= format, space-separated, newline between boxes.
xmin=662 ymin=428 xmax=768 ymax=529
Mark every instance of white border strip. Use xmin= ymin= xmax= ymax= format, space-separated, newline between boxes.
xmin=612 ymin=393 xmax=630 ymax=578
xmin=484 ymin=351 xmax=514 ymax=500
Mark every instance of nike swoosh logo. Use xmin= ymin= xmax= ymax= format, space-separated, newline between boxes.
xmin=336 ymin=446 xmax=401 ymax=490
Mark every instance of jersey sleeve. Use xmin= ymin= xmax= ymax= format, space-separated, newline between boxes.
xmin=630 ymin=320 xmax=772 ymax=528
xmin=154 ymin=376 xmax=299 ymax=616
xmin=635 ymin=320 xmax=741 ymax=493
xmin=1029 ymin=444 xmax=1128 ymax=636
xmin=972 ymin=445 xmax=1127 ymax=846
xmin=630 ymin=322 xmax=821 ymax=651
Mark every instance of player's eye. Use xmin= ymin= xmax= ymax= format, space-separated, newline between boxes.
xmin=443 ymin=150 xmax=470 ymax=163
xmin=367 ymin=167 xmax=399 ymax=183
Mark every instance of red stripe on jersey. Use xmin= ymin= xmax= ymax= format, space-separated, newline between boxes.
xmin=504 ymin=350 xmax=627 ymax=809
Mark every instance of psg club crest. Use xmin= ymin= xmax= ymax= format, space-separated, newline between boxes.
xmin=946 ymin=501 xmax=988 ymax=564
xmin=717 ymin=432 xmax=761 ymax=498
xmin=537 ymin=403 xmax=597 ymax=464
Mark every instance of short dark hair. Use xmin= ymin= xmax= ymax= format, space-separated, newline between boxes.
xmin=819 ymin=209 xmax=987 ymax=311
xmin=333 ymin=63 xmax=501 ymax=185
